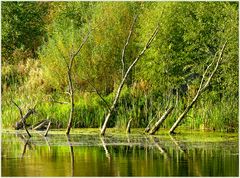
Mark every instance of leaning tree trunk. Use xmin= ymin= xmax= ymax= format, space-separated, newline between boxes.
xmin=169 ymin=41 xmax=227 ymax=134
xmin=149 ymin=106 xmax=174 ymax=135
xmin=100 ymin=23 xmax=159 ymax=136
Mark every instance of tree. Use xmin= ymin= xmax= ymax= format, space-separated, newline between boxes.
xmin=65 ymin=30 xmax=91 ymax=135
xmin=169 ymin=41 xmax=227 ymax=134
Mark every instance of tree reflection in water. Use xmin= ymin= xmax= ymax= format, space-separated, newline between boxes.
xmin=100 ymin=136 xmax=111 ymax=160
xmin=66 ymin=135 xmax=74 ymax=177
xmin=169 ymin=135 xmax=202 ymax=176
xmin=16 ymin=133 xmax=33 ymax=158
xmin=150 ymin=136 xmax=170 ymax=159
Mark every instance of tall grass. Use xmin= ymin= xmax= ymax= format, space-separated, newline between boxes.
xmin=2 ymin=85 xmax=238 ymax=133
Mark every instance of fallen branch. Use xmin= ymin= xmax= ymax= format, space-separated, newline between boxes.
xmin=145 ymin=117 xmax=156 ymax=133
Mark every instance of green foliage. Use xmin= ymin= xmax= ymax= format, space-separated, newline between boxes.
xmin=2 ymin=2 xmax=49 ymax=63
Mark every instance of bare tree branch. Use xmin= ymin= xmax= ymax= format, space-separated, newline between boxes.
xmin=86 ymin=79 xmax=111 ymax=112
xmin=121 ymin=16 xmax=137 ymax=79
xmin=11 ymin=99 xmax=32 ymax=137
xmin=200 ymin=41 xmax=227 ymax=92
xmin=11 ymin=99 xmax=23 ymax=119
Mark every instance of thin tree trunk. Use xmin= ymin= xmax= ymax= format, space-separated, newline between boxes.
xmin=169 ymin=41 xmax=227 ymax=134
xmin=15 ymin=109 xmax=35 ymax=129
xmin=121 ymin=16 xmax=137 ymax=79
xmin=66 ymin=70 xmax=75 ymax=135
xmin=65 ymin=30 xmax=91 ymax=135
xmin=100 ymin=23 xmax=160 ymax=136
xmin=126 ymin=118 xmax=133 ymax=134
xmin=149 ymin=106 xmax=174 ymax=135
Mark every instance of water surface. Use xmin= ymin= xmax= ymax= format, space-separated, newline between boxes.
xmin=2 ymin=130 xmax=239 ymax=176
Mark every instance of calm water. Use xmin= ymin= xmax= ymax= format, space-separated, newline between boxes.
xmin=1 ymin=131 xmax=239 ymax=176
